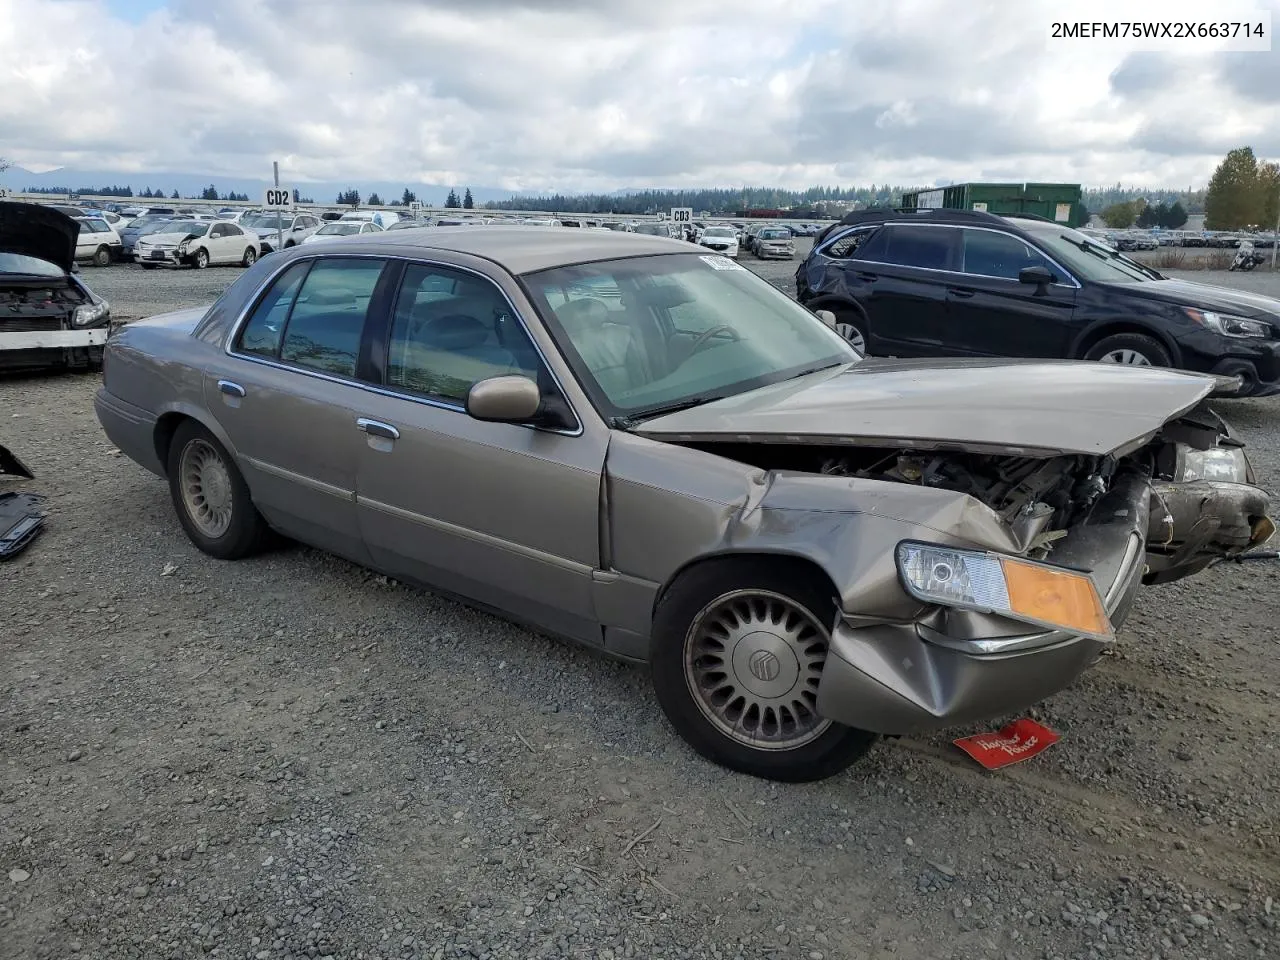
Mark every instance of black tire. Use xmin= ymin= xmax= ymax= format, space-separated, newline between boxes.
xmin=166 ymin=420 xmax=269 ymax=560
xmin=650 ymin=559 xmax=878 ymax=782
xmin=92 ymin=245 xmax=111 ymax=267
xmin=242 ymin=247 xmax=257 ymax=267
xmin=140 ymin=263 xmax=156 ymax=270
xmin=1083 ymin=332 xmax=1171 ymax=367
xmin=193 ymin=248 xmax=210 ymax=269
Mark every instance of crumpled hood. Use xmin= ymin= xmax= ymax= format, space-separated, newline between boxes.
xmin=1119 ymin=277 xmax=1280 ymax=319
xmin=635 ymin=357 xmax=1217 ymax=457
xmin=0 ymin=202 xmax=77 ymax=273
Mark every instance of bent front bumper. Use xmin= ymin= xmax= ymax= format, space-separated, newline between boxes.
xmin=815 ymin=472 xmax=1151 ymax=735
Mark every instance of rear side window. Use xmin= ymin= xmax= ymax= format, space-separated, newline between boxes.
xmin=857 ymin=225 xmax=957 ymax=271
xmin=279 ymin=258 xmax=387 ymax=377
xmin=235 ymin=261 xmax=310 ymax=359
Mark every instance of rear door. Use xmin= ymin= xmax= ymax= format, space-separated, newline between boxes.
xmin=945 ymin=227 xmax=1078 ymax=357
xmin=844 ymin=224 xmax=959 ymax=356
xmin=201 ymin=255 xmax=393 ymax=564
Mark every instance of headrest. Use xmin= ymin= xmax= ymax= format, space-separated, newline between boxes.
xmin=556 ymin=297 xmax=608 ymax=332
xmin=421 ymin=314 xmax=488 ymax=350
xmin=307 ymin=287 xmax=356 ymax=307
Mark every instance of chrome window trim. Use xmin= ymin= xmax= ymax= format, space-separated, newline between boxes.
xmin=224 ymin=252 xmax=585 ymax=438
xmin=817 ymin=222 xmax=1082 ymax=289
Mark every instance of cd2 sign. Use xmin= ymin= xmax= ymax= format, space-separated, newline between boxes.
xmin=263 ymin=187 xmax=295 ymax=209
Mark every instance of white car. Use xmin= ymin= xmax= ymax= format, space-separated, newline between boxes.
xmin=134 ymin=219 xmax=261 ymax=269
xmin=239 ymin=212 xmax=324 ymax=252
xmin=72 ymin=216 xmax=123 ymax=267
xmin=698 ymin=225 xmax=740 ymax=258
xmin=300 ymin=220 xmax=385 ymax=244
xmin=339 ymin=210 xmax=401 ymax=229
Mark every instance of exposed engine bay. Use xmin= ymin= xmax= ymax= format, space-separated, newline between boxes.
xmin=1 ymin=281 xmax=88 ymax=321
xmin=677 ymin=404 xmax=1274 ymax=585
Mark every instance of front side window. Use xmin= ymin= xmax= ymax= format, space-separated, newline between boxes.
xmin=386 ymin=264 xmax=544 ymax=403
xmin=524 ymin=253 xmax=858 ymax=417
xmin=209 ymin=224 xmax=230 ymax=238
xmin=960 ymin=229 xmax=1057 ymax=280
xmin=856 ymin=224 xmax=958 ymax=271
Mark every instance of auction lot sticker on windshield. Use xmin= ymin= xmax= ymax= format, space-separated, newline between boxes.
xmin=953 ymin=718 xmax=1060 ymax=770
xmin=699 ymin=255 xmax=745 ymax=271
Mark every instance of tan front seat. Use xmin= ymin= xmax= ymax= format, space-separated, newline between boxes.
xmin=556 ymin=299 xmax=649 ymax=395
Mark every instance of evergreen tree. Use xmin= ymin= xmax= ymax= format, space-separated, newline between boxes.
xmin=401 ymin=188 xmax=417 ymax=206
xmin=463 ymin=188 xmax=474 ymax=209
xmin=445 ymin=189 xmax=461 ymax=208
xmin=367 ymin=192 xmax=383 ymax=206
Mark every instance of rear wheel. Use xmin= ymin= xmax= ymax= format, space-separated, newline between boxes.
xmin=1084 ymin=332 xmax=1171 ymax=367
xmin=650 ymin=560 xmax=878 ymax=782
xmin=242 ymin=247 xmax=257 ymax=267
xmin=166 ymin=421 xmax=269 ymax=560
xmin=830 ymin=308 xmax=869 ymax=353
xmin=92 ymin=245 xmax=111 ymax=267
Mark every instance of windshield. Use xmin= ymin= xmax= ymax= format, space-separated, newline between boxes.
xmin=0 ymin=252 xmax=65 ymax=277
xmin=703 ymin=227 xmax=736 ymax=237
xmin=634 ymin=224 xmax=669 ymax=236
xmin=154 ymin=222 xmax=207 ymax=238
xmin=524 ymin=253 xmax=859 ymax=419
xmin=318 ymin=222 xmax=361 ymax=235
xmin=241 ymin=213 xmax=291 ymax=228
xmin=1020 ymin=223 xmax=1159 ymax=283
xmin=127 ymin=216 xmax=172 ymax=232
xmin=758 ymin=228 xmax=790 ymax=240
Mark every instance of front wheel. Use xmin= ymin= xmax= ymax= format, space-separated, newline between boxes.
xmin=650 ymin=560 xmax=877 ymax=782
xmin=1084 ymin=332 xmax=1171 ymax=367
xmin=166 ymin=421 xmax=269 ymax=560
xmin=193 ymin=248 xmax=210 ymax=269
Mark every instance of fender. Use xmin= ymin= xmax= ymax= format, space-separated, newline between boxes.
xmin=1068 ymin=316 xmax=1184 ymax=366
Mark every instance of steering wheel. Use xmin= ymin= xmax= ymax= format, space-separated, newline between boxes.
xmin=688 ymin=324 xmax=741 ymax=355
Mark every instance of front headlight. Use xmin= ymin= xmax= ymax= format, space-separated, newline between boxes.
xmin=73 ymin=299 xmax=109 ymax=326
xmin=1178 ymin=445 xmax=1248 ymax=482
xmin=177 ymin=240 xmax=190 ymax=255
xmin=896 ymin=542 xmax=1113 ymax=640
xmin=1184 ymin=308 xmax=1272 ymax=339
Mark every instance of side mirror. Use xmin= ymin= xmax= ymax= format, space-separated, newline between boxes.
xmin=1019 ymin=265 xmax=1056 ymax=287
xmin=466 ymin=375 xmax=542 ymax=424
xmin=815 ymin=309 xmax=838 ymax=330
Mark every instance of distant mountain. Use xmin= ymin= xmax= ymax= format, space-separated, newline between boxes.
xmin=0 ymin=166 xmax=539 ymax=206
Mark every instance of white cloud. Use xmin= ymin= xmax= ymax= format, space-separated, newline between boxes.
xmin=1 ymin=0 xmax=1278 ymax=191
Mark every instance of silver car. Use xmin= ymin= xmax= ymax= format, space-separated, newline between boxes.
xmin=94 ymin=228 xmax=1273 ymax=782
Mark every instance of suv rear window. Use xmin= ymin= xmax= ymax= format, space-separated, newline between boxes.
xmin=856 ymin=225 xmax=957 ymax=271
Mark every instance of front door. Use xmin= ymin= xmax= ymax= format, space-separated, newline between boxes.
xmin=351 ymin=261 xmax=607 ymax=643
xmin=944 ymin=227 xmax=1078 ymax=357
xmin=204 ymin=255 xmax=392 ymax=564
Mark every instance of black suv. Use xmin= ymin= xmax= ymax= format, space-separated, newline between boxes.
xmin=795 ymin=208 xmax=1280 ymax=397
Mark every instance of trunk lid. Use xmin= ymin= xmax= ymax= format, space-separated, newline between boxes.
xmin=634 ymin=357 xmax=1216 ymax=457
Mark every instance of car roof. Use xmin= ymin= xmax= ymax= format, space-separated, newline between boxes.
xmin=332 ymin=225 xmax=695 ymax=274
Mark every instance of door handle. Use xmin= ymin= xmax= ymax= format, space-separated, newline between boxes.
xmin=217 ymin=380 xmax=246 ymax=398
xmin=356 ymin=418 xmax=400 ymax=441
xmin=948 ymin=287 xmax=976 ymax=299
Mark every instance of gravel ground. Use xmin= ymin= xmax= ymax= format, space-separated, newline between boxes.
xmin=2 ymin=251 xmax=1279 ymax=960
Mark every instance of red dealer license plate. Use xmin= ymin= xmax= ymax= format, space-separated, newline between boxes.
xmin=953 ymin=718 xmax=1060 ymax=770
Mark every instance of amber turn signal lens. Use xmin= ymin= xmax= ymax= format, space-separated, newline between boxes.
xmin=999 ymin=557 xmax=1113 ymax=640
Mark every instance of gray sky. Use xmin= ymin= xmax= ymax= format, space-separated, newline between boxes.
xmin=3 ymin=0 xmax=1278 ymax=190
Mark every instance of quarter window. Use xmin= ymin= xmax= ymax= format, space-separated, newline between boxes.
xmin=823 ymin=228 xmax=877 ymax=259
xmin=960 ymin=229 xmax=1057 ymax=280
xmin=235 ymin=261 xmax=309 ymax=359
xmin=385 ymin=264 xmax=544 ymax=403
xmin=279 ymin=258 xmax=386 ymax=377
